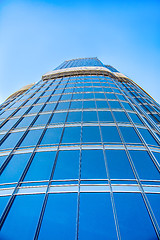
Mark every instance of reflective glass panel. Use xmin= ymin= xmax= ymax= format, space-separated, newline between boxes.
xmin=20 ymin=129 xmax=43 ymax=147
xmin=24 ymin=151 xmax=56 ymax=181
xmin=81 ymin=150 xmax=107 ymax=179
xmin=53 ymin=150 xmax=79 ymax=179
xmin=40 ymin=128 xmax=63 ymax=145
xmin=98 ymin=111 xmax=113 ymax=122
xmin=120 ymin=127 xmax=141 ymax=144
xmin=79 ymin=193 xmax=117 ymax=239
xmin=114 ymin=193 xmax=157 ymax=240
xmin=50 ymin=112 xmax=67 ymax=124
xmin=38 ymin=193 xmax=77 ymax=240
xmin=0 ymin=153 xmax=31 ymax=184
xmin=101 ymin=126 xmax=121 ymax=143
xmin=82 ymin=126 xmax=101 ymax=143
xmin=62 ymin=127 xmax=81 ymax=143
xmin=0 ymin=194 xmax=44 ymax=240
xmin=106 ymin=150 xmax=134 ymax=179
xmin=129 ymin=151 xmax=160 ymax=180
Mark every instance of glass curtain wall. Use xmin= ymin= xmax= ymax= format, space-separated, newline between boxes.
xmin=0 ymin=58 xmax=159 ymax=239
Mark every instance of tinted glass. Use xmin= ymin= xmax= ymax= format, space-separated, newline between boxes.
xmin=24 ymin=151 xmax=56 ymax=181
xmin=40 ymin=128 xmax=63 ymax=145
xmin=101 ymin=126 xmax=121 ymax=143
xmin=53 ymin=150 xmax=79 ymax=179
xmin=81 ymin=150 xmax=107 ymax=179
xmin=0 ymin=194 xmax=44 ymax=240
xmin=82 ymin=126 xmax=101 ymax=143
xmin=79 ymin=193 xmax=117 ymax=239
xmin=38 ymin=193 xmax=77 ymax=240
xmin=114 ymin=193 xmax=157 ymax=240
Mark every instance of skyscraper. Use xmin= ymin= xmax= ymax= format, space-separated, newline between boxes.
xmin=0 ymin=57 xmax=159 ymax=239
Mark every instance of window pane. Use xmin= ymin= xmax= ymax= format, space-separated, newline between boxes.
xmin=24 ymin=151 xmax=56 ymax=181
xmin=82 ymin=126 xmax=101 ymax=143
xmin=0 ymin=131 xmax=24 ymax=150
xmin=81 ymin=150 xmax=107 ymax=179
xmin=101 ymin=126 xmax=121 ymax=143
xmin=0 ymin=196 xmax=10 ymax=218
xmin=83 ymin=101 xmax=95 ymax=109
xmin=0 ymin=194 xmax=44 ymax=240
xmin=79 ymin=193 xmax=117 ymax=239
xmin=120 ymin=127 xmax=141 ymax=144
xmin=50 ymin=112 xmax=67 ymax=124
xmin=38 ymin=193 xmax=77 ymax=240
xmin=83 ymin=111 xmax=98 ymax=122
xmin=67 ymin=112 xmax=82 ymax=123
xmin=40 ymin=128 xmax=63 ymax=145
xmin=96 ymin=101 xmax=109 ymax=109
xmin=20 ymin=129 xmax=43 ymax=147
xmin=56 ymin=102 xmax=70 ymax=110
xmin=33 ymin=114 xmax=50 ymax=126
xmin=98 ymin=111 xmax=113 ymax=122
xmin=42 ymin=103 xmax=56 ymax=112
xmin=109 ymin=101 xmax=122 ymax=109
xmin=0 ymin=118 xmax=18 ymax=131
xmin=0 ymin=153 xmax=31 ymax=184
xmin=113 ymin=111 xmax=130 ymax=123
xmin=128 ymin=113 xmax=143 ymax=125
xmin=147 ymin=193 xmax=160 ymax=226
xmin=62 ymin=127 xmax=81 ymax=143
xmin=0 ymin=155 xmax=8 ymax=168
xmin=70 ymin=101 xmax=82 ymax=109
xmin=106 ymin=150 xmax=134 ymax=179
xmin=16 ymin=116 xmax=35 ymax=128
xmin=29 ymin=105 xmax=42 ymax=114
xmin=53 ymin=150 xmax=79 ymax=180
xmin=138 ymin=128 xmax=159 ymax=146
xmin=129 ymin=151 xmax=160 ymax=180
xmin=114 ymin=193 xmax=157 ymax=239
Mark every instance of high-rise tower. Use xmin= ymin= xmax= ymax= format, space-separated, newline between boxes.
xmin=0 ymin=58 xmax=159 ymax=239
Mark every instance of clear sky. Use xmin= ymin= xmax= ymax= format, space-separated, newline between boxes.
xmin=0 ymin=0 xmax=160 ymax=104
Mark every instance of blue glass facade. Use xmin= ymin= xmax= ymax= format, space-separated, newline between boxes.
xmin=0 ymin=57 xmax=160 ymax=239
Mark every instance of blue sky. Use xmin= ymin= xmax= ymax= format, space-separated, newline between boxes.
xmin=0 ymin=0 xmax=160 ymax=103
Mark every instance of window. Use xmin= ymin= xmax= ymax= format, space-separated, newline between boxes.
xmin=83 ymin=111 xmax=98 ymax=122
xmin=120 ymin=127 xmax=141 ymax=144
xmin=105 ymin=150 xmax=134 ymax=179
xmin=82 ymin=126 xmax=101 ymax=143
xmin=50 ymin=112 xmax=67 ymax=124
xmin=81 ymin=150 xmax=107 ymax=179
xmin=40 ymin=128 xmax=63 ymax=145
xmin=56 ymin=102 xmax=70 ymax=110
xmin=20 ymin=129 xmax=43 ymax=147
xmin=53 ymin=150 xmax=79 ymax=179
xmin=0 ymin=194 xmax=44 ymax=240
xmin=138 ymin=128 xmax=159 ymax=146
xmin=16 ymin=116 xmax=35 ymax=129
xmin=96 ymin=101 xmax=109 ymax=109
xmin=38 ymin=193 xmax=77 ymax=240
xmin=24 ymin=151 xmax=56 ymax=181
xmin=113 ymin=111 xmax=130 ymax=123
xmin=62 ymin=127 xmax=81 ymax=143
xmin=114 ymin=193 xmax=157 ymax=239
xmin=33 ymin=114 xmax=50 ymax=126
xmin=0 ymin=118 xmax=18 ymax=131
xmin=67 ymin=112 xmax=82 ymax=123
xmin=0 ymin=131 xmax=24 ymax=150
xmin=70 ymin=101 xmax=82 ymax=109
xmin=129 ymin=151 xmax=160 ymax=180
xmin=98 ymin=111 xmax=113 ymax=122
xmin=0 ymin=153 xmax=31 ymax=184
xmin=109 ymin=101 xmax=122 ymax=109
xmin=79 ymin=193 xmax=117 ymax=239
xmin=83 ymin=101 xmax=95 ymax=109
xmin=42 ymin=103 xmax=56 ymax=112
xmin=101 ymin=126 xmax=121 ymax=143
